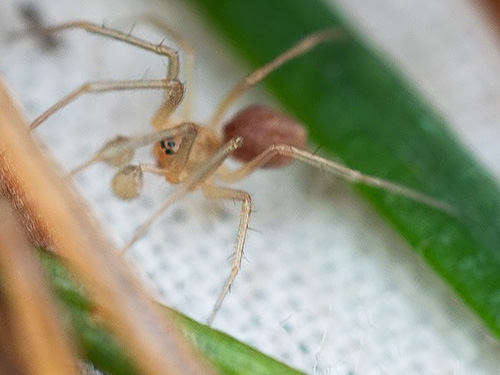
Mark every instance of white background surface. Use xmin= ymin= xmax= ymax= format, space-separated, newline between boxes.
xmin=1 ymin=0 xmax=500 ymax=374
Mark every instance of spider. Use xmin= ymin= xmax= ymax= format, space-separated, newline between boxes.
xmin=27 ymin=20 xmax=454 ymax=325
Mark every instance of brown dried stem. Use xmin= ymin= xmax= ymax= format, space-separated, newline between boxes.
xmin=0 ymin=79 xmax=214 ymax=375
xmin=0 ymin=199 xmax=79 ymax=375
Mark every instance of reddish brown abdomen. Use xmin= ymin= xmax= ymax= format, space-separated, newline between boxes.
xmin=223 ymin=105 xmax=307 ymax=167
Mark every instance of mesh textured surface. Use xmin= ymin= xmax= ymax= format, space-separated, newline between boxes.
xmin=1 ymin=0 xmax=500 ymax=374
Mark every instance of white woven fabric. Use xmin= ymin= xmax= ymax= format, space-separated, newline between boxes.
xmin=1 ymin=0 xmax=500 ymax=374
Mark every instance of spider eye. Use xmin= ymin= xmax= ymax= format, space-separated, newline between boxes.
xmin=160 ymin=139 xmax=176 ymax=155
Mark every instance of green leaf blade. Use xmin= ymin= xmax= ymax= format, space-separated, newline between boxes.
xmin=188 ymin=0 xmax=500 ymax=337
xmin=41 ymin=251 xmax=306 ymax=375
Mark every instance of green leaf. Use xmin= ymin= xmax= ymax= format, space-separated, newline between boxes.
xmin=40 ymin=251 xmax=305 ymax=375
xmin=186 ymin=0 xmax=500 ymax=337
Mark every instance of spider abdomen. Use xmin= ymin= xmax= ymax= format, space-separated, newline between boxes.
xmin=223 ymin=105 xmax=307 ymax=167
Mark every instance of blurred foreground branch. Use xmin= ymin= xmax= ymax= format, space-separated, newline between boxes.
xmin=0 ymin=79 xmax=213 ymax=375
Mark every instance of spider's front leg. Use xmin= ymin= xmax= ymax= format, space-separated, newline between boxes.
xmin=23 ymin=20 xmax=186 ymax=130
xmin=69 ymin=122 xmax=196 ymax=179
xmin=30 ymin=79 xmax=183 ymax=130
xmin=120 ymin=137 xmax=244 ymax=254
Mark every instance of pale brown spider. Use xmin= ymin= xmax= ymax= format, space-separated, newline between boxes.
xmin=28 ymin=20 xmax=453 ymax=325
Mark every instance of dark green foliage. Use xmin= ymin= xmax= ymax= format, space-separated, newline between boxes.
xmin=188 ymin=0 xmax=500 ymax=337
xmin=41 ymin=251 xmax=306 ymax=375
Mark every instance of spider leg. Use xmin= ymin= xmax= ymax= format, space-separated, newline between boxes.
xmin=131 ymin=15 xmax=196 ymax=118
xmin=202 ymin=184 xmax=252 ymax=326
xmin=30 ymin=79 xmax=183 ymax=130
xmin=25 ymin=20 xmax=186 ymax=130
xmin=209 ymin=28 xmax=345 ymax=130
xmin=23 ymin=21 xmax=180 ymax=78
xmin=120 ymin=137 xmax=243 ymax=254
xmin=68 ymin=122 xmax=197 ymax=177
xmin=218 ymin=144 xmax=456 ymax=215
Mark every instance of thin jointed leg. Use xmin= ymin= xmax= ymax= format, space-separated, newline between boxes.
xmin=69 ymin=122 xmax=197 ymax=176
xmin=30 ymin=79 xmax=182 ymax=129
xmin=209 ymin=28 xmax=345 ymax=129
xmin=202 ymin=184 xmax=252 ymax=326
xmin=218 ymin=144 xmax=456 ymax=214
xmin=134 ymin=15 xmax=196 ymax=118
xmin=26 ymin=20 xmax=188 ymax=130
xmin=26 ymin=21 xmax=180 ymax=78
xmin=120 ymin=137 xmax=243 ymax=254
xmin=119 ymin=185 xmax=191 ymax=255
